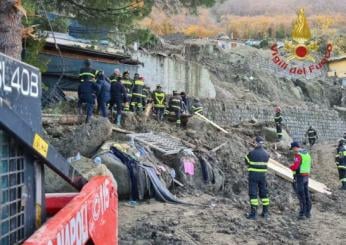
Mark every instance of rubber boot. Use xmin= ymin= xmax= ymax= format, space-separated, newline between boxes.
xmin=116 ymin=114 xmax=122 ymax=127
xmin=246 ymin=207 xmax=257 ymax=220
xmin=261 ymin=206 xmax=269 ymax=220
xmin=342 ymin=182 xmax=346 ymax=190
xmin=298 ymin=209 xmax=305 ymax=220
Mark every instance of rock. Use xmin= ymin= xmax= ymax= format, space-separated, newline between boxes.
xmin=56 ymin=117 xmax=113 ymax=158
xmin=262 ymin=127 xmax=292 ymax=146
xmin=186 ymin=116 xmax=205 ymax=131
xmin=248 ymin=117 xmax=258 ymax=124
xmin=290 ymin=86 xmax=303 ymax=99
xmin=96 ymin=152 xmax=131 ymax=197
xmin=45 ymin=125 xmax=65 ymax=138
xmin=186 ymin=129 xmax=197 ymax=138
xmin=44 ymin=156 xmax=117 ymax=193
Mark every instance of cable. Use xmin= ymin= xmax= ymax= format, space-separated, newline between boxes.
xmin=37 ymin=0 xmax=65 ymax=105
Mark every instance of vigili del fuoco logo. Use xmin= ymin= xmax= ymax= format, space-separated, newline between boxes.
xmin=271 ymin=8 xmax=333 ymax=77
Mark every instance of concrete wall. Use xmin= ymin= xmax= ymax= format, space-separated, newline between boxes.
xmin=204 ymin=100 xmax=346 ymax=142
xmin=328 ymin=59 xmax=346 ymax=78
xmin=134 ymin=51 xmax=216 ymax=98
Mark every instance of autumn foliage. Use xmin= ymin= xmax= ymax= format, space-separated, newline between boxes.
xmin=140 ymin=8 xmax=346 ymax=40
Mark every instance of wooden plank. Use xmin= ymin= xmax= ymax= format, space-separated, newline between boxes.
xmin=268 ymin=159 xmax=331 ymax=195
xmin=194 ymin=112 xmax=229 ymax=134
xmin=112 ymin=127 xmax=134 ymax=134
xmin=144 ymin=103 xmax=153 ymax=122
xmin=211 ymin=142 xmax=228 ymax=153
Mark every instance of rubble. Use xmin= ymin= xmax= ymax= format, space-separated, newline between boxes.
xmin=52 ymin=117 xmax=113 ymax=158
xmin=43 ymin=109 xmax=346 ymax=244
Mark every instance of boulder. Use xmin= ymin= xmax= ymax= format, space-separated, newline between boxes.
xmin=186 ymin=116 xmax=206 ymax=131
xmin=96 ymin=152 xmax=131 ymax=197
xmin=262 ymin=127 xmax=292 ymax=146
xmin=55 ymin=117 xmax=113 ymax=158
xmin=44 ymin=156 xmax=117 ymax=193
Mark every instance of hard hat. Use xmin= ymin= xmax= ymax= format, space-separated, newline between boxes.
xmin=275 ymin=106 xmax=281 ymax=112
xmin=84 ymin=59 xmax=91 ymax=66
xmin=255 ymin=136 xmax=265 ymax=145
xmin=114 ymin=68 xmax=120 ymax=75
xmin=290 ymin=141 xmax=300 ymax=149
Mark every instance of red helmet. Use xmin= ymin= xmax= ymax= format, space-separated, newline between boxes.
xmin=275 ymin=106 xmax=281 ymax=113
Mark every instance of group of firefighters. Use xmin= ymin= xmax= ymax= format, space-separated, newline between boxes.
xmin=77 ymin=59 xmax=203 ymax=126
xmin=246 ymin=106 xmax=346 ymax=221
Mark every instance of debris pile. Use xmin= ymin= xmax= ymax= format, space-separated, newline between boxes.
xmin=42 ymin=105 xmax=346 ymax=244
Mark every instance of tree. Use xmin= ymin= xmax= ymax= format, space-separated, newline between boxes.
xmin=267 ymin=27 xmax=273 ymax=38
xmin=1 ymin=0 xmax=217 ymax=60
xmin=180 ymin=0 xmax=216 ymax=14
xmin=276 ymin=24 xmax=286 ymax=39
xmin=0 ymin=0 xmax=155 ymax=59
xmin=0 ymin=0 xmax=25 ymax=59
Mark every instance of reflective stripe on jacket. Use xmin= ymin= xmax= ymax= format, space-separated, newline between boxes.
xmin=245 ymin=146 xmax=270 ymax=173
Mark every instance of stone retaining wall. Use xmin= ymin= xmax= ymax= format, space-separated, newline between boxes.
xmin=204 ymin=100 xmax=345 ymax=142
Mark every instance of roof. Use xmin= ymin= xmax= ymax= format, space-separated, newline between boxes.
xmin=44 ymin=32 xmax=140 ymax=65
xmin=328 ymin=55 xmax=346 ymax=62
xmin=217 ymin=34 xmax=230 ymax=41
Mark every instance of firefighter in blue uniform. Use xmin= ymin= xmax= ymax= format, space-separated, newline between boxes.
xmin=121 ymin=71 xmax=133 ymax=111
xmin=131 ymin=74 xmax=145 ymax=113
xmin=336 ymin=138 xmax=346 ymax=190
xmin=110 ymin=77 xmax=127 ymax=126
xmin=78 ymin=59 xmax=99 ymax=123
xmin=168 ymin=90 xmax=183 ymax=127
xmin=152 ymin=85 xmax=166 ymax=122
xmin=274 ymin=107 xmax=283 ymax=140
xmin=305 ymin=126 xmax=318 ymax=147
xmin=245 ymin=136 xmax=270 ymax=220
xmin=96 ymin=70 xmax=111 ymax=118
xmin=109 ymin=68 xmax=121 ymax=83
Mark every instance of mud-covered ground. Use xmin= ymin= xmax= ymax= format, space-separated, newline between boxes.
xmin=117 ymin=118 xmax=346 ymax=245
xmin=43 ymin=111 xmax=346 ymax=244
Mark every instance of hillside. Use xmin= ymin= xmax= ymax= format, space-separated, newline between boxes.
xmin=211 ymin=0 xmax=346 ymax=16
xmin=144 ymin=0 xmax=346 ymax=39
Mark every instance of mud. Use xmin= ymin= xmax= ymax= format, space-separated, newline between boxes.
xmin=43 ymin=111 xmax=346 ymax=244
xmin=117 ymin=117 xmax=346 ymax=244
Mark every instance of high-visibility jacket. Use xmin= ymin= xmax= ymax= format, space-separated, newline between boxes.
xmin=79 ymin=67 xmax=96 ymax=82
xmin=298 ymin=151 xmax=311 ymax=174
xmin=153 ymin=90 xmax=166 ymax=108
xmin=338 ymin=146 xmax=346 ymax=169
xmin=121 ymin=79 xmax=133 ymax=97
xmin=132 ymin=80 xmax=145 ymax=98
xmin=291 ymin=150 xmax=311 ymax=175
xmin=109 ymin=74 xmax=121 ymax=83
xmin=245 ymin=146 xmax=270 ymax=173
